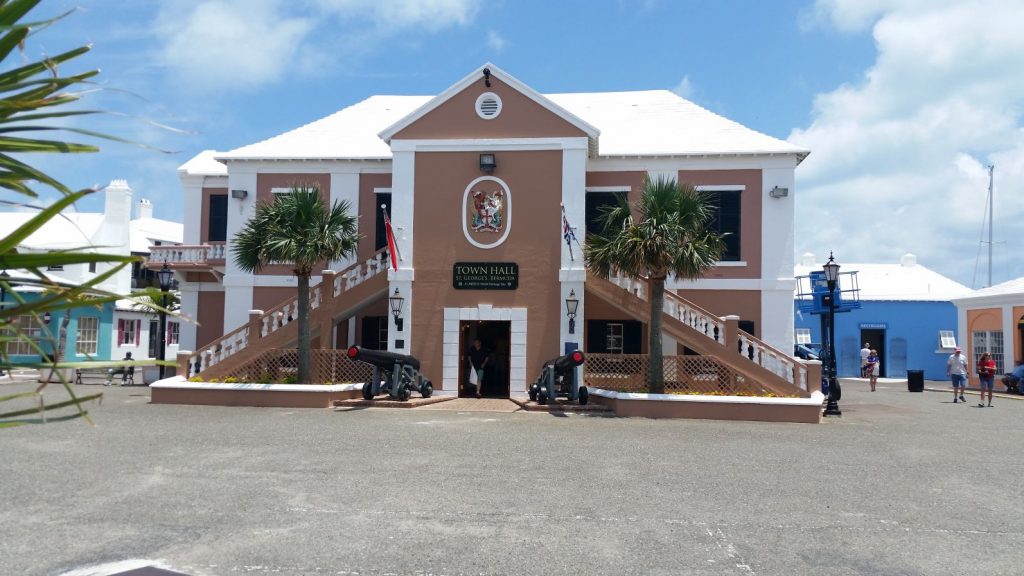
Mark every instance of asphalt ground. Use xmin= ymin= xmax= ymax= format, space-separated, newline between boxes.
xmin=1 ymin=378 xmax=1022 ymax=576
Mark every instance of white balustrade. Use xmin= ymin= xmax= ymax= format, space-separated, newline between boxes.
xmin=189 ymin=248 xmax=390 ymax=378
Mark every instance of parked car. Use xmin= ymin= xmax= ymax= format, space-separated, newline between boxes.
xmin=794 ymin=343 xmax=821 ymax=360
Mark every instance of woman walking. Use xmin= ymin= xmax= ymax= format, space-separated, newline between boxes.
xmin=977 ymin=352 xmax=996 ymax=407
xmin=866 ymin=349 xmax=880 ymax=391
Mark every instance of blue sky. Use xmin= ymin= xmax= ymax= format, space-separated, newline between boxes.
xmin=17 ymin=0 xmax=1024 ymax=288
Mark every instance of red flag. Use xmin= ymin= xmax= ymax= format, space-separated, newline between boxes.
xmin=382 ymin=206 xmax=399 ymax=271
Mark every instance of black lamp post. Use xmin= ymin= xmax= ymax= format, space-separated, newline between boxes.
xmin=389 ymin=288 xmax=404 ymax=332
xmin=822 ymin=252 xmax=842 ymax=417
xmin=0 ymin=269 xmax=8 ymax=310
xmin=565 ymin=289 xmax=579 ymax=335
xmin=156 ymin=262 xmax=174 ymax=380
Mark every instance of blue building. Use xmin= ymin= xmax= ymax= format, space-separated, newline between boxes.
xmin=795 ymin=253 xmax=971 ymax=380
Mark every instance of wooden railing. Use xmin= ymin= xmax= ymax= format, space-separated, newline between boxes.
xmin=182 ymin=249 xmax=390 ymax=377
xmin=199 ymin=349 xmax=373 ymax=384
xmin=599 ymin=272 xmax=810 ymax=393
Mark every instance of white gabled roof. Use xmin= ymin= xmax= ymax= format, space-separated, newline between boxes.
xmin=0 ymin=212 xmax=104 ymax=250
xmin=129 ymin=217 xmax=184 ymax=254
xmin=211 ymin=67 xmax=806 ymax=163
xmin=951 ymin=276 xmax=1024 ymax=304
xmin=795 ymin=253 xmax=972 ymax=302
xmin=216 ymin=97 xmax=428 ymax=162
xmin=377 ymin=62 xmax=601 ymax=144
xmin=179 ymin=149 xmax=228 ymax=176
xmin=547 ymin=90 xmax=807 ymax=160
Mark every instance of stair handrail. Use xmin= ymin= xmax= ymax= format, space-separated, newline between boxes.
xmin=601 ymin=270 xmax=808 ymax=390
xmin=607 ymin=271 xmax=726 ymax=346
xmin=185 ymin=248 xmax=390 ymax=377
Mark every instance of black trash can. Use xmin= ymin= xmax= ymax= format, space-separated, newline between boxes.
xmin=907 ymin=370 xmax=924 ymax=392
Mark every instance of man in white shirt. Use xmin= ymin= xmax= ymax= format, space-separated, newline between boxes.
xmin=860 ymin=343 xmax=871 ymax=377
xmin=946 ymin=348 xmax=968 ymax=403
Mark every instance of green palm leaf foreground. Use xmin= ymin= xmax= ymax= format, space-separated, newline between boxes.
xmin=0 ymin=0 xmax=172 ymax=427
xmin=233 ymin=185 xmax=361 ymax=383
xmin=585 ymin=176 xmax=726 ymax=394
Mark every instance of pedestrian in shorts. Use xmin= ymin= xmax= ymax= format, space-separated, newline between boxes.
xmin=946 ymin=348 xmax=967 ymax=403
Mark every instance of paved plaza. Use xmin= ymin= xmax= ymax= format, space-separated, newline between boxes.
xmin=2 ymin=379 xmax=1022 ymax=575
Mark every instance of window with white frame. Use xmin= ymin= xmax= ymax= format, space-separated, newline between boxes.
xmin=795 ymin=328 xmax=812 ymax=344
xmin=168 ymin=321 xmax=179 ymax=345
xmin=972 ymin=330 xmax=1004 ymax=374
xmin=76 ymin=317 xmax=98 ymax=355
xmin=606 ymin=323 xmax=624 ymax=354
xmin=118 ymin=319 xmax=139 ymax=346
xmin=4 ymin=315 xmax=43 ymax=356
xmin=938 ymin=330 xmax=956 ymax=349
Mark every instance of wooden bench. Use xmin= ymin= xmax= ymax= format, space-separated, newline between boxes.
xmin=75 ymin=365 xmax=134 ymax=386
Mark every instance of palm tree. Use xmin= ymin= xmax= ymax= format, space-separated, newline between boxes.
xmin=585 ymin=176 xmax=725 ymax=394
xmin=232 ymin=185 xmax=360 ymax=383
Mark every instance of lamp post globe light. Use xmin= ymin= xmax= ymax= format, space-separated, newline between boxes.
xmin=156 ymin=263 xmax=174 ymax=380
xmin=565 ymin=289 xmax=579 ymax=335
xmin=389 ymin=288 xmax=404 ymax=332
xmin=822 ymin=252 xmax=842 ymax=417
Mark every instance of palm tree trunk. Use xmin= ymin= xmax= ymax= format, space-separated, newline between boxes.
xmin=296 ymin=273 xmax=311 ymax=383
xmin=648 ymin=276 xmax=665 ymax=394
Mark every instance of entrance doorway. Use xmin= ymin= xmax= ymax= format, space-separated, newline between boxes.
xmin=860 ymin=328 xmax=886 ymax=378
xmin=460 ymin=320 xmax=511 ymax=398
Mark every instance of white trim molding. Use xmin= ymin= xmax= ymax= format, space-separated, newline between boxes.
xmin=442 ymin=306 xmax=528 ymax=393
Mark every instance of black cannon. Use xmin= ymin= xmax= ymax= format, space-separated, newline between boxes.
xmin=347 ymin=346 xmax=433 ymax=401
xmin=529 ymin=349 xmax=587 ymax=405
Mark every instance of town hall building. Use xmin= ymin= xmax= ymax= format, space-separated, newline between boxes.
xmin=154 ymin=63 xmax=809 ymax=397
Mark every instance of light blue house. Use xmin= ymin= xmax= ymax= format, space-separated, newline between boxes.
xmin=795 ymin=253 xmax=971 ymax=380
xmin=0 ymin=180 xmax=183 ymax=378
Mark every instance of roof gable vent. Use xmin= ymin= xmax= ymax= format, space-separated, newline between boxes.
xmin=475 ymin=92 xmax=502 ymax=120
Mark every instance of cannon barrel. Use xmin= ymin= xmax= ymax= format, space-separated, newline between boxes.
xmin=546 ymin=349 xmax=585 ymax=373
xmin=346 ymin=346 xmax=421 ymax=371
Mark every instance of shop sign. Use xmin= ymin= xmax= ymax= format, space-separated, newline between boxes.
xmin=453 ymin=262 xmax=518 ymax=290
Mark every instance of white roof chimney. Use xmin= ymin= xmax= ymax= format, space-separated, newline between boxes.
xmin=900 ymin=253 xmax=917 ymax=267
xmin=135 ymin=198 xmax=153 ymax=220
xmin=800 ymin=252 xmax=817 ymax=266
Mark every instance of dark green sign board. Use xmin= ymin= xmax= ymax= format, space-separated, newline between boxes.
xmin=453 ymin=262 xmax=519 ymax=290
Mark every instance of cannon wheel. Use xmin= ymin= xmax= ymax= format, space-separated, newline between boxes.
xmin=361 ymin=381 xmax=374 ymax=400
xmin=537 ymin=390 xmax=548 ymax=405
xmin=420 ymin=380 xmax=433 ymax=398
xmin=397 ymin=386 xmax=411 ymax=401
xmin=578 ymin=386 xmax=589 ymax=405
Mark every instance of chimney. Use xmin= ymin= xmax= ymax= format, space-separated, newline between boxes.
xmin=104 ymin=179 xmax=132 ymax=232
xmin=900 ymin=253 xmax=917 ymax=267
xmin=136 ymin=198 xmax=153 ymax=220
xmin=800 ymin=252 xmax=817 ymax=267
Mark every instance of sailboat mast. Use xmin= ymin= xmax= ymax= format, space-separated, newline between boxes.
xmin=987 ymin=164 xmax=994 ymax=287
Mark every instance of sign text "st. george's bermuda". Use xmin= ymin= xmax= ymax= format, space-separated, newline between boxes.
xmin=452 ymin=262 xmax=519 ymax=290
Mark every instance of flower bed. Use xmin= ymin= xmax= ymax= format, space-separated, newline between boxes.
xmin=587 ymin=387 xmax=824 ymax=423
xmin=151 ymin=376 xmax=364 ymax=408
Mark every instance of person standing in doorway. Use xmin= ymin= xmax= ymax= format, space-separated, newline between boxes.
xmin=467 ymin=338 xmax=489 ymax=398
xmin=866 ymin=349 xmax=880 ymax=391
xmin=947 ymin=347 xmax=968 ymax=403
xmin=860 ymin=343 xmax=871 ymax=377
xmin=977 ymin=352 xmax=996 ymax=407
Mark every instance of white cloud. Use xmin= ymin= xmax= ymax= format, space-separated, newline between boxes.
xmin=155 ymin=1 xmax=313 ymax=89
xmin=672 ymin=75 xmax=694 ymax=99
xmin=156 ymin=0 xmax=481 ymax=90
xmin=487 ymin=29 xmax=506 ymax=52
xmin=314 ymin=0 xmax=479 ymax=30
xmin=790 ymin=0 xmax=1024 ymax=287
